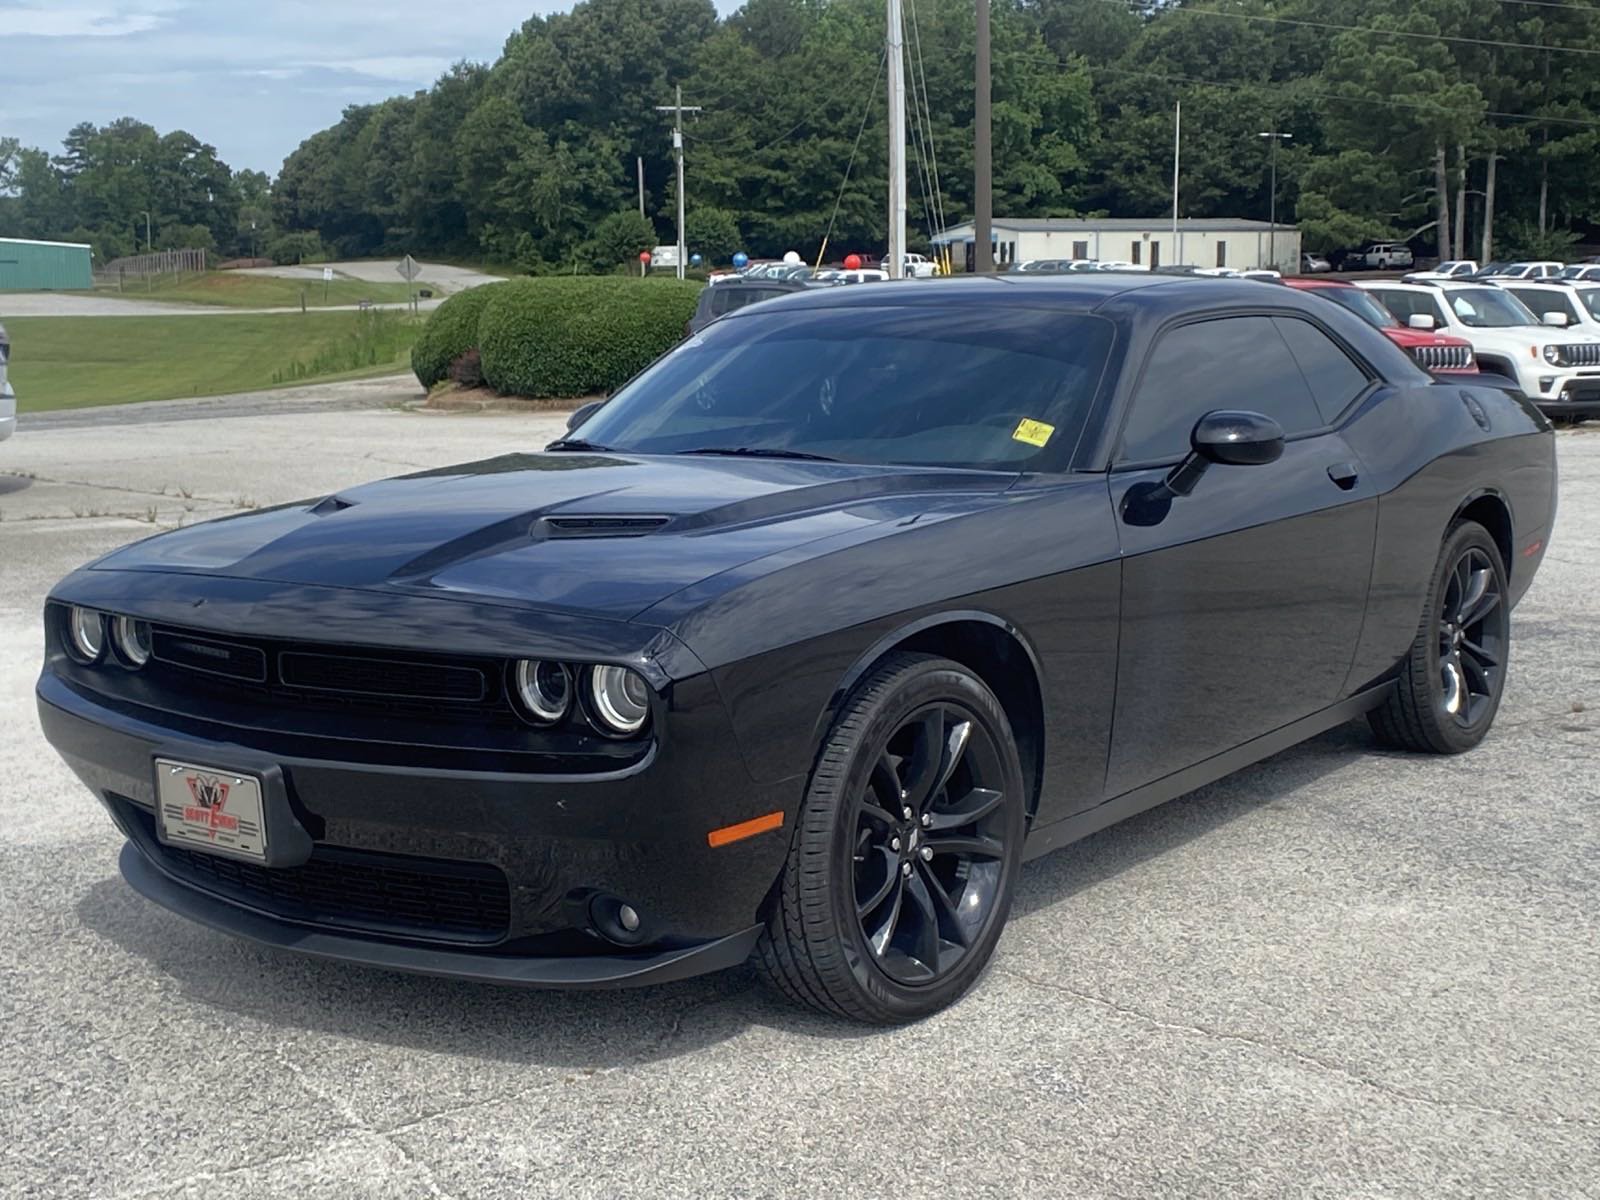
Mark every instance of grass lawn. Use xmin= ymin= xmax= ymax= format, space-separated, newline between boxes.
xmin=6 ymin=311 xmax=420 ymax=413
xmin=95 ymin=271 xmax=423 ymax=309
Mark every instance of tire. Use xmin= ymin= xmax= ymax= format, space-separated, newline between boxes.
xmin=754 ymin=652 xmax=1026 ymax=1023
xmin=1369 ymin=520 xmax=1511 ymax=753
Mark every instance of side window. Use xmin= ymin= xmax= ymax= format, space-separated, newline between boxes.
xmin=1120 ymin=316 xmax=1323 ymax=464
xmin=1130 ymin=241 xmax=1141 ymax=265
xmin=1273 ymin=318 xmax=1370 ymax=423
xmin=708 ymin=288 xmax=736 ymax=316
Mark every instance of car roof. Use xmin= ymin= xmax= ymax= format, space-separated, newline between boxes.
xmin=722 ymin=272 xmax=1364 ymax=324
xmin=1282 ymin=278 xmax=1352 ymax=290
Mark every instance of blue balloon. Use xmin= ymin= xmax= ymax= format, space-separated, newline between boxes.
xmin=690 ymin=253 xmax=703 ymax=267
xmin=732 ymin=251 xmax=749 ymax=269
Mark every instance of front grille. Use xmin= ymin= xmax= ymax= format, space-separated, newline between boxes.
xmin=152 ymin=631 xmax=268 ymax=682
xmin=1556 ymin=343 xmax=1600 ymax=367
xmin=279 ymin=651 xmax=486 ymax=701
xmin=1413 ymin=343 xmax=1474 ymax=371
xmin=127 ymin=804 xmax=511 ymax=941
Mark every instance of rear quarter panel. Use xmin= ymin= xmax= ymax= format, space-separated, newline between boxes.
xmin=1341 ymin=380 xmax=1555 ymax=691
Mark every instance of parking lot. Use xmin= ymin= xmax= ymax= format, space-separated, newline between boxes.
xmin=2 ymin=396 xmax=1597 ymax=1199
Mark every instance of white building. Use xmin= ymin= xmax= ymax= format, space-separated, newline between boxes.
xmin=932 ymin=217 xmax=1301 ymax=273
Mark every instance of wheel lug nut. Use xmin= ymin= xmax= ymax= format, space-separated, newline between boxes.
xmin=890 ymin=837 xmax=901 ymax=851
xmin=901 ymin=862 xmax=912 ymax=877
xmin=919 ymin=846 xmax=933 ymax=861
xmin=920 ymin=813 xmax=932 ymax=828
xmin=901 ymin=806 xmax=913 ymax=819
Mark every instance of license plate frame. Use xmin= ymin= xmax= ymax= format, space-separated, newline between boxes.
xmin=154 ymin=759 xmax=269 ymax=864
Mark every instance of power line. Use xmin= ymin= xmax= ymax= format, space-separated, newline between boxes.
xmin=1005 ymin=52 xmax=1600 ymax=130
xmin=1096 ymin=0 xmax=1600 ymax=57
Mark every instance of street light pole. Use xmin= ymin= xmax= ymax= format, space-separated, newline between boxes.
xmin=1257 ymin=131 xmax=1292 ymax=270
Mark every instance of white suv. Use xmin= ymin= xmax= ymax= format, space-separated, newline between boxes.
xmin=1357 ymin=279 xmax=1600 ymax=419
xmin=0 ymin=322 xmax=14 ymax=443
xmin=1493 ymin=280 xmax=1600 ymax=335
xmin=1358 ymin=242 xmax=1415 ymax=269
xmin=1481 ymin=261 xmax=1564 ymax=280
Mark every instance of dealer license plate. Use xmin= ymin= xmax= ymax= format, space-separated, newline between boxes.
xmin=154 ymin=759 xmax=268 ymax=863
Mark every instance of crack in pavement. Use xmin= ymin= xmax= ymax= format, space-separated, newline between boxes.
xmin=0 ymin=469 xmax=261 ymax=514
xmin=996 ymin=966 xmax=1600 ymax=1134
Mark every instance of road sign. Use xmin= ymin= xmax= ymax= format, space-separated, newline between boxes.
xmin=322 ymin=267 xmax=334 ymax=282
xmin=396 ymin=255 xmax=420 ymax=282
xmin=649 ymin=245 xmax=680 ymax=268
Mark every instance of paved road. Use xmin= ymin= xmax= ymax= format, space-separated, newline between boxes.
xmin=1 ymin=411 xmax=1596 ymax=1199
xmin=0 ymin=261 xmax=503 ymax=319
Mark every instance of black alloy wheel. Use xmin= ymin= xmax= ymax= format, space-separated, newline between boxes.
xmin=755 ymin=652 xmax=1026 ymax=1022
xmin=1370 ymin=520 xmax=1512 ymax=753
xmin=1436 ymin=545 xmax=1507 ymax=730
xmin=851 ymin=702 xmax=1010 ymax=986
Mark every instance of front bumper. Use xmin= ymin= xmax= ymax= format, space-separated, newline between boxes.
xmin=0 ymin=383 xmax=15 ymax=442
xmin=39 ymin=668 xmax=800 ymax=987
xmin=1537 ymin=376 xmax=1600 ymax=419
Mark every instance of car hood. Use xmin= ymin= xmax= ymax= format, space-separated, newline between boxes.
xmin=1381 ymin=326 xmax=1472 ymax=349
xmin=92 ymin=452 xmax=1014 ymax=620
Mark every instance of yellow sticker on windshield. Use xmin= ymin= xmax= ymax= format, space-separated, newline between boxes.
xmin=1012 ymin=419 xmax=1055 ymax=448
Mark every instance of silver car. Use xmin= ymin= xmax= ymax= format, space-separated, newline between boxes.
xmin=0 ymin=322 xmax=14 ymax=443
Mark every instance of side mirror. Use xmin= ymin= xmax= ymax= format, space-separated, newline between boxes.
xmin=567 ymin=400 xmax=604 ymax=432
xmin=1407 ymin=313 xmax=1436 ymax=329
xmin=1541 ymin=311 xmax=1570 ymax=327
xmin=1162 ymin=410 xmax=1285 ymax=499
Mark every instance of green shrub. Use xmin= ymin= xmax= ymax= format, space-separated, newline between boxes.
xmin=266 ymin=231 xmax=326 ymax=265
xmin=478 ymin=276 xmax=701 ymax=398
xmin=410 ymin=282 xmax=506 ymax=388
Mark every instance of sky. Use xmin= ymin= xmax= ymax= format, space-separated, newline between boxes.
xmin=1 ymin=0 xmax=737 ymax=176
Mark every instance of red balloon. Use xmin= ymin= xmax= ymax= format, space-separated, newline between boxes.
xmin=843 ymin=253 xmax=862 ymax=271
xmin=639 ymin=250 xmax=652 ymax=263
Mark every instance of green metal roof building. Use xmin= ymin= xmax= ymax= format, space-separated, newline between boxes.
xmin=0 ymin=237 xmax=93 ymax=291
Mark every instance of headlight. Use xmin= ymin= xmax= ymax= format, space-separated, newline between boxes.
xmin=1542 ymin=344 xmax=1565 ymax=366
xmin=114 ymin=615 xmax=153 ymax=667
xmin=512 ymin=659 xmax=572 ymax=724
xmin=67 ymin=606 xmax=105 ymax=662
xmin=588 ymin=665 xmax=651 ymax=736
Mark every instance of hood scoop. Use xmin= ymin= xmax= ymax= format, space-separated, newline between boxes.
xmin=537 ymin=515 xmax=671 ymax=539
xmin=310 ymin=494 xmax=358 ymax=516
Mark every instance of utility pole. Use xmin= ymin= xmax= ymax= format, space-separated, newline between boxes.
xmin=655 ymin=86 xmax=701 ymax=281
xmin=973 ymin=0 xmax=992 ymax=274
xmin=1171 ymin=100 xmax=1181 ymax=262
xmin=1257 ymin=131 xmax=1291 ymax=270
xmin=637 ymin=156 xmax=645 ymax=219
xmin=887 ymin=0 xmax=907 ymax=279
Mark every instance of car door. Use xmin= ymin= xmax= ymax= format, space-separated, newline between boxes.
xmin=1104 ymin=314 xmax=1379 ymax=795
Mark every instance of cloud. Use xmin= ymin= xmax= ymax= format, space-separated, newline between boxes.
xmin=300 ymin=55 xmax=456 ymax=83
xmin=4 ymin=0 xmax=178 ymax=38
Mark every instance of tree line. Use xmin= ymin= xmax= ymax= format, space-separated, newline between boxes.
xmin=4 ymin=0 xmax=1598 ymax=269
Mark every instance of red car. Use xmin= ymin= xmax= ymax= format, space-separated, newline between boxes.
xmin=1285 ymin=278 xmax=1477 ymax=374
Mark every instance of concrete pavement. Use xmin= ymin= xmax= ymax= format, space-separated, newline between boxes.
xmin=1 ymin=410 xmax=1596 ymax=1199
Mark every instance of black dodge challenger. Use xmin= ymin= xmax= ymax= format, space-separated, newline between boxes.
xmin=38 ymin=275 xmax=1556 ymax=1022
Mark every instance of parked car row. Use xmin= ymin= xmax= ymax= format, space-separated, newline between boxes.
xmin=0 ymin=322 xmax=14 ymax=444
xmin=1355 ymin=277 xmax=1600 ymax=419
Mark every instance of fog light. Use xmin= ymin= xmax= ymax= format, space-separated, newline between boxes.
xmin=1539 ymin=377 xmax=1556 ymax=392
xmin=68 ymin=606 xmax=105 ymax=663
xmin=588 ymin=893 xmax=647 ymax=945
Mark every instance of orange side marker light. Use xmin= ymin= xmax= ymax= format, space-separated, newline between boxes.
xmin=707 ymin=810 xmax=785 ymax=848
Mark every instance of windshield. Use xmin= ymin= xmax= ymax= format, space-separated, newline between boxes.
xmin=575 ymin=306 xmax=1115 ymax=471
xmin=1445 ymin=287 xmax=1541 ymax=328
xmin=1316 ymin=286 xmax=1399 ymax=328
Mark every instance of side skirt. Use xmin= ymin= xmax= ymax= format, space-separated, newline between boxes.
xmin=1021 ymin=683 xmax=1395 ymax=862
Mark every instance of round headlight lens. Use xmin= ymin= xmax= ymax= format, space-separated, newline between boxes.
xmin=588 ymin=665 xmax=651 ymax=736
xmin=1542 ymin=344 xmax=1564 ymax=365
xmin=114 ymin=616 xmax=153 ymax=667
xmin=68 ymin=606 xmax=105 ymax=662
xmin=513 ymin=659 xmax=572 ymax=724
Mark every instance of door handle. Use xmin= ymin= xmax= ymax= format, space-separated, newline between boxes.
xmin=1327 ymin=462 xmax=1359 ymax=490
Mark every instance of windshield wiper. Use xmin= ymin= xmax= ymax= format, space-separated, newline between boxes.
xmin=678 ymin=446 xmax=839 ymax=462
xmin=545 ymin=438 xmax=614 ymax=452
